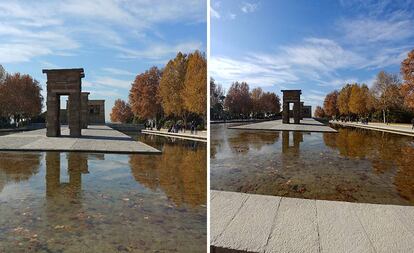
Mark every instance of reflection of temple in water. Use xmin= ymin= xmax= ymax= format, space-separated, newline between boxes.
xmin=281 ymin=131 xmax=304 ymax=155
xmin=45 ymin=152 xmax=89 ymax=199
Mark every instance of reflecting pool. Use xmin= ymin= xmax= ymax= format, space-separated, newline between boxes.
xmin=0 ymin=133 xmax=206 ymax=252
xmin=211 ymin=123 xmax=414 ymax=206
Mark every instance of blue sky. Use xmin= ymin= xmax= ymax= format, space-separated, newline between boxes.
xmin=210 ymin=0 xmax=414 ymax=113
xmin=0 ymin=0 xmax=206 ymax=121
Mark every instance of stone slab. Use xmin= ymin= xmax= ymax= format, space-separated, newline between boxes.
xmin=215 ymin=194 xmax=281 ymax=252
xmin=229 ymin=118 xmax=337 ymax=133
xmin=316 ymin=200 xmax=374 ymax=253
xmin=211 ymin=190 xmax=414 ymax=253
xmin=210 ymin=190 xmax=249 ymax=243
xmin=0 ymin=125 xmax=160 ymax=154
xmin=354 ymin=203 xmax=414 ymax=253
xmin=266 ymin=197 xmax=319 ymax=253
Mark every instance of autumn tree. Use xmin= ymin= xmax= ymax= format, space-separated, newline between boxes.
xmin=0 ymin=73 xmax=43 ymax=125
xmin=314 ymin=106 xmax=325 ymax=118
xmin=401 ymin=49 xmax=414 ymax=110
xmin=337 ymin=84 xmax=353 ymax=118
xmin=261 ymin=92 xmax=280 ymax=114
xmin=224 ymin=81 xmax=252 ymax=118
xmin=250 ymin=87 xmax=264 ymax=116
xmin=129 ymin=66 xmax=162 ymax=122
xmin=371 ymin=71 xmax=403 ymax=123
xmin=182 ymin=50 xmax=207 ymax=117
xmin=323 ymin=90 xmax=339 ymax=119
xmin=158 ymin=52 xmax=189 ymax=124
xmin=210 ymin=78 xmax=225 ymax=120
xmin=110 ymin=99 xmax=133 ymax=123
xmin=0 ymin=65 xmax=5 ymax=83
xmin=0 ymin=64 xmax=6 ymax=127
xmin=349 ymin=84 xmax=370 ymax=119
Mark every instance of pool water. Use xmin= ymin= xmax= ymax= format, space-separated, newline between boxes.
xmin=211 ymin=123 xmax=414 ymax=206
xmin=0 ymin=133 xmax=206 ymax=252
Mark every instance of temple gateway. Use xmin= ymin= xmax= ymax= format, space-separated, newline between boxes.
xmin=281 ymin=90 xmax=312 ymax=124
xmin=43 ymin=68 xmax=105 ymax=137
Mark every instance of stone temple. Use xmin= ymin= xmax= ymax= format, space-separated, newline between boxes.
xmin=43 ymin=68 xmax=105 ymax=137
xmin=61 ymin=99 xmax=105 ymax=126
xmin=281 ymin=90 xmax=312 ymax=124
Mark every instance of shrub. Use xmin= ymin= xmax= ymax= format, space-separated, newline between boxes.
xmin=164 ymin=120 xmax=174 ymax=129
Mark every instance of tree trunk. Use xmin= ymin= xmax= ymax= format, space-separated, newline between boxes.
xmin=383 ymin=109 xmax=386 ymax=124
xmin=182 ymin=112 xmax=188 ymax=133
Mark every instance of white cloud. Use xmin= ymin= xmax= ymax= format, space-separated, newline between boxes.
xmin=102 ymin=67 xmax=135 ymax=76
xmin=313 ymin=77 xmax=359 ymax=87
xmin=0 ymin=0 xmax=205 ymax=63
xmin=91 ymin=89 xmax=123 ymax=98
xmin=241 ymin=2 xmax=259 ymax=13
xmin=94 ymin=77 xmax=132 ymax=89
xmin=211 ymin=37 xmax=380 ymax=91
xmin=281 ymin=38 xmax=364 ymax=72
xmin=211 ymin=7 xmax=221 ymax=19
xmin=116 ymin=41 xmax=203 ymax=60
xmin=359 ymin=46 xmax=413 ymax=69
xmin=229 ymin=13 xmax=237 ymax=20
xmin=210 ymin=56 xmax=298 ymax=88
xmin=340 ymin=17 xmax=414 ymax=43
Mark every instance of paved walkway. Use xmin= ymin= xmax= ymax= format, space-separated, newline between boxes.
xmin=211 ymin=190 xmax=414 ymax=253
xmin=141 ymin=129 xmax=207 ymax=142
xmin=0 ymin=125 xmax=160 ymax=154
xmin=331 ymin=121 xmax=414 ymax=137
xmin=229 ymin=118 xmax=337 ymax=133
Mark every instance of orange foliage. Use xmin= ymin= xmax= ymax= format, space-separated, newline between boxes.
xmin=261 ymin=92 xmax=280 ymax=114
xmin=0 ymin=73 xmax=43 ymax=121
xmin=110 ymin=99 xmax=133 ymax=123
xmin=224 ymin=81 xmax=252 ymax=117
xmin=349 ymin=84 xmax=370 ymax=117
xmin=401 ymin=49 xmax=414 ymax=110
xmin=337 ymin=84 xmax=352 ymax=116
xmin=158 ymin=52 xmax=188 ymax=117
xmin=323 ymin=91 xmax=339 ymax=118
xmin=183 ymin=50 xmax=207 ymax=116
xmin=129 ymin=66 xmax=162 ymax=120
xmin=314 ymin=106 xmax=325 ymax=118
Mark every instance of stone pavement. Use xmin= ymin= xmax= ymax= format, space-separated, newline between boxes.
xmin=0 ymin=125 xmax=160 ymax=154
xmin=211 ymin=190 xmax=414 ymax=253
xmin=229 ymin=118 xmax=337 ymax=133
xmin=331 ymin=120 xmax=414 ymax=137
xmin=141 ymin=129 xmax=207 ymax=142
